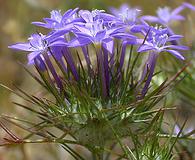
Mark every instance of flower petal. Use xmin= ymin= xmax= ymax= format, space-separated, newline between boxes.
xmin=43 ymin=18 xmax=59 ymax=24
xmin=74 ymin=25 xmax=91 ymax=35
xmin=27 ymin=51 xmax=41 ymax=65
xmin=166 ymin=50 xmax=185 ymax=60
xmin=141 ymin=15 xmax=161 ymax=23
xmin=162 ymin=45 xmax=189 ymax=50
xmin=8 ymin=42 xmax=34 ymax=51
xmin=79 ymin=10 xmax=93 ymax=23
xmin=130 ymin=24 xmax=146 ymax=33
xmin=172 ymin=15 xmax=185 ymax=21
xmin=95 ymin=30 xmax=106 ymax=42
xmin=182 ymin=2 xmax=195 ymax=11
xmin=111 ymin=32 xmax=136 ymax=40
xmin=171 ymin=5 xmax=185 ymax=16
xmin=62 ymin=8 xmax=79 ymax=21
xmin=137 ymin=44 xmax=155 ymax=53
xmin=167 ymin=35 xmax=184 ymax=41
xmin=31 ymin=22 xmax=51 ymax=28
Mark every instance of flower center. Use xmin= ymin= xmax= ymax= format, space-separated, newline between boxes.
xmin=86 ymin=19 xmax=105 ymax=37
xmin=29 ymin=34 xmax=47 ymax=51
xmin=148 ymin=26 xmax=169 ymax=49
xmin=157 ymin=7 xmax=171 ymax=23
xmin=119 ymin=8 xmax=140 ymax=24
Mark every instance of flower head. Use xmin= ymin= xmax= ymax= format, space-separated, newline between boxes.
xmin=142 ymin=6 xmax=184 ymax=26
xmin=67 ymin=10 xmax=123 ymax=53
xmin=157 ymin=7 xmax=174 ymax=24
xmin=8 ymin=33 xmax=66 ymax=64
xmin=32 ymin=8 xmax=80 ymax=30
xmin=110 ymin=4 xmax=141 ymax=24
xmin=109 ymin=4 xmax=147 ymax=35
xmin=138 ymin=26 xmax=188 ymax=60
xmin=32 ymin=8 xmax=83 ymax=39
xmin=119 ymin=7 xmax=141 ymax=25
xmin=142 ymin=3 xmax=195 ymax=26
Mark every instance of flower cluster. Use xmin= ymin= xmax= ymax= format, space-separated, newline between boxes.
xmin=6 ymin=3 xmax=195 ymax=159
xmin=9 ymin=3 xmax=193 ymax=99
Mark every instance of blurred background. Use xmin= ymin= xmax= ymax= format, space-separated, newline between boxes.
xmin=0 ymin=0 xmax=195 ymax=159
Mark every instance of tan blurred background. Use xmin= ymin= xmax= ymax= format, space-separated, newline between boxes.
xmin=0 ymin=0 xmax=194 ymax=159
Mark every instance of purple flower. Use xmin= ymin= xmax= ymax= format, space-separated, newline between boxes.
xmin=8 ymin=33 xmax=66 ymax=64
xmin=137 ymin=26 xmax=188 ymax=98
xmin=138 ymin=26 xmax=188 ymax=60
xmin=109 ymin=4 xmax=147 ymax=34
xmin=142 ymin=3 xmax=195 ymax=26
xmin=67 ymin=10 xmax=119 ymax=53
xmin=142 ymin=7 xmax=184 ymax=25
xmin=110 ymin=4 xmax=141 ymax=24
xmin=32 ymin=8 xmax=83 ymax=39
xmin=70 ymin=26 xmax=113 ymax=54
xmin=117 ymin=7 xmax=140 ymax=25
xmin=32 ymin=8 xmax=80 ymax=30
